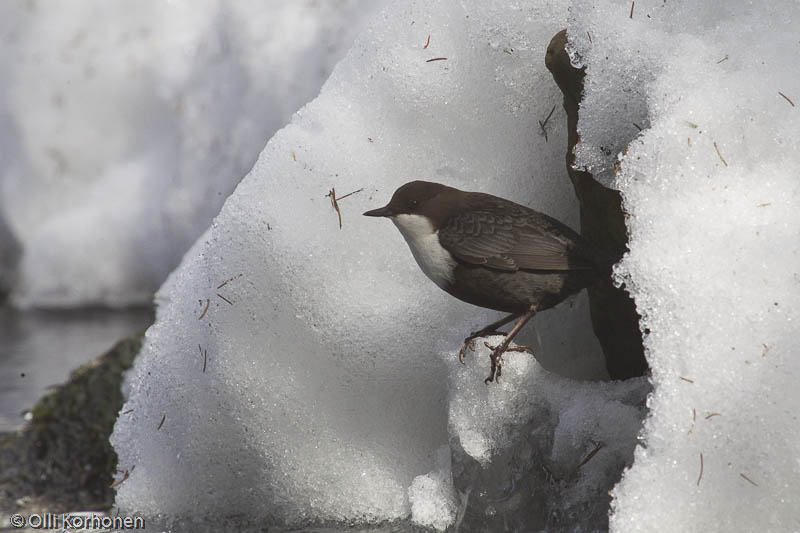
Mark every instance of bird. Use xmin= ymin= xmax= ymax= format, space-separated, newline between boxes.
xmin=363 ymin=180 xmax=618 ymax=383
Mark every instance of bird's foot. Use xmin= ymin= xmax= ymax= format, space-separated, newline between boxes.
xmin=458 ymin=329 xmax=508 ymax=364
xmin=482 ymin=341 xmax=533 ymax=384
xmin=483 ymin=341 xmax=504 ymax=383
xmin=458 ymin=338 xmax=476 ymax=364
xmin=506 ymin=345 xmax=534 ymax=355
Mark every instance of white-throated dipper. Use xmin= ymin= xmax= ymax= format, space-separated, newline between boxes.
xmin=364 ymin=180 xmax=617 ymax=383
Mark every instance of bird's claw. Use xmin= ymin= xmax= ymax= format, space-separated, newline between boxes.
xmin=459 ymin=329 xmax=508 ymax=364
xmin=505 ymin=345 xmax=534 ymax=355
xmin=482 ymin=341 xmax=533 ymax=384
xmin=458 ymin=338 xmax=477 ymax=365
xmin=459 ymin=328 xmax=531 ymax=383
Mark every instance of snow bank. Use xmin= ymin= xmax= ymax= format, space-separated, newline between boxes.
xmin=567 ymin=1 xmax=800 ymax=531
xmin=110 ymin=0 xmax=800 ymax=530
xmin=0 ymin=0 xmax=384 ymax=307
xmin=112 ymin=0 xmax=624 ymax=529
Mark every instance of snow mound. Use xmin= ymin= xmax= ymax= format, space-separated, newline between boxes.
xmin=112 ymin=0 xmax=616 ymax=529
xmin=568 ymin=1 xmax=800 ymax=531
xmin=0 ymin=0 xmax=385 ymax=307
xmin=447 ymin=338 xmax=648 ymax=531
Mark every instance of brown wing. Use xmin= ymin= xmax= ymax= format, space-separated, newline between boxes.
xmin=437 ymin=195 xmax=601 ymax=272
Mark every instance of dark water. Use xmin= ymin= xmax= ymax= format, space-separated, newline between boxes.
xmin=0 ymin=305 xmax=154 ymax=431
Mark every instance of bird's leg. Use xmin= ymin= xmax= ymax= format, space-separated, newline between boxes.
xmin=484 ymin=305 xmax=537 ymax=384
xmin=469 ymin=312 xmax=522 ymax=338
xmin=458 ymin=312 xmax=522 ymax=364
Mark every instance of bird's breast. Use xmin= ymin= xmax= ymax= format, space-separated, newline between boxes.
xmin=392 ymin=214 xmax=457 ymax=290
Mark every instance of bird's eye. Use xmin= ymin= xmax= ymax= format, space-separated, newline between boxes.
xmin=408 ymin=199 xmax=418 ymax=208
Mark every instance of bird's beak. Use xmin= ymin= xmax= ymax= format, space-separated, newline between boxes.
xmin=363 ymin=205 xmax=393 ymax=217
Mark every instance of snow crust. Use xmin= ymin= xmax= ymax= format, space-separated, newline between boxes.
xmin=0 ymin=0 xmax=384 ymax=307
xmin=568 ymin=1 xmax=800 ymax=531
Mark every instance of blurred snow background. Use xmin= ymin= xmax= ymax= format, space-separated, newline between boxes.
xmin=0 ymin=0 xmax=386 ymax=307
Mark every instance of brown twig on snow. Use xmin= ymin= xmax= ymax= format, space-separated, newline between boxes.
xmin=198 ymin=298 xmax=210 ymax=320
xmin=109 ymin=468 xmax=132 ymax=489
xmin=570 ymin=442 xmax=606 ymax=475
xmin=714 ymin=141 xmax=728 ymax=167
xmin=328 ymin=187 xmax=342 ymax=229
xmin=697 ymin=453 xmax=704 ymax=486
xmin=326 ymin=187 xmax=365 ymax=229
xmin=538 ymin=105 xmax=557 ymax=142
xmin=217 ymin=273 xmax=243 ymax=289
xmin=336 ymin=188 xmax=365 ymax=201
xmin=739 ymin=473 xmax=758 ymax=486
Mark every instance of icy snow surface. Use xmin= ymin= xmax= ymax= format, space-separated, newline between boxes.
xmin=0 ymin=0 xmax=385 ymax=307
xmin=111 ymin=0 xmax=629 ymax=530
xmin=447 ymin=338 xmax=647 ymax=531
xmin=568 ymin=1 xmax=800 ymax=531
xmin=407 ymin=446 xmax=458 ymax=532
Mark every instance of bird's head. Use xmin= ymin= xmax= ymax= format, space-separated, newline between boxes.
xmin=363 ymin=180 xmax=460 ymax=226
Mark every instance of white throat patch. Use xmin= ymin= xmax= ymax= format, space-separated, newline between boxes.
xmin=392 ymin=214 xmax=457 ymax=289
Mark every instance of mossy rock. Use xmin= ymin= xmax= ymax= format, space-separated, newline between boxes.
xmin=0 ymin=331 xmax=145 ymax=514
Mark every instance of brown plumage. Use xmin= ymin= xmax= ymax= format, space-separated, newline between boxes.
xmin=364 ymin=181 xmax=617 ymax=382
